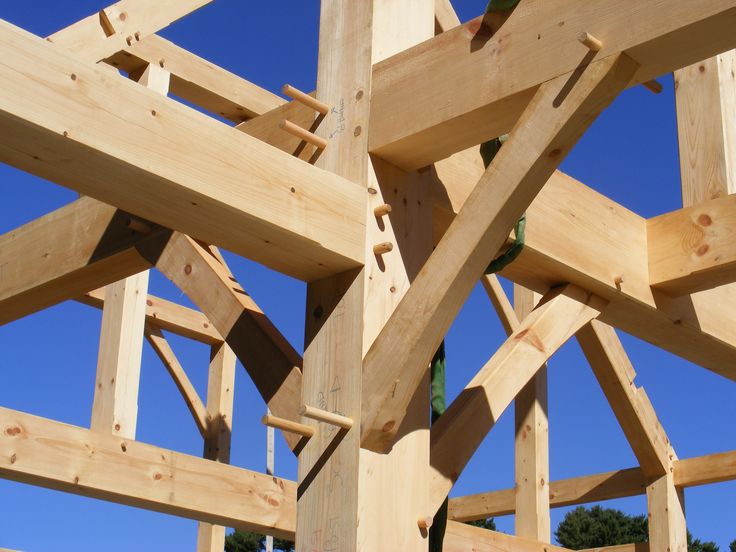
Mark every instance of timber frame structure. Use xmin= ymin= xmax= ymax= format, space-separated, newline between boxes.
xmin=1 ymin=1 xmax=735 ymax=550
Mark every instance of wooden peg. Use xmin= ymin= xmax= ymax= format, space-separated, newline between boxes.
xmin=261 ymin=414 xmax=315 ymax=439
xmin=373 ymin=203 xmax=392 ymax=217
xmin=614 ymin=274 xmax=625 ymax=290
xmin=279 ymin=119 xmax=328 ymax=149
xmin=577 ymin=32 xmax=603 ymax=52
xmin=300 ymin=405 xmax=353 ymax=430
xmin=282 ymin=84 xmax=330 ymax=115
xmin=417 ymin=516 xmax=433 ymax=530
xmin=642 ymin=79 xmax=663 ymax=94
xmin=373 ymin=242 xmax=394 ymax=255
xmin=127 ymin=217 xmax=151 ymax=234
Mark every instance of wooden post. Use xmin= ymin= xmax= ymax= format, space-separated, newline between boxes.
xmin=513 ymin=286 xmax=551 ymax=541
xmin=266 ymin=407 xmax=275 ymax=552
xmin=196 ymin=342 xmax=236 ymax=551
xmin=296 ymin=1 xmax=434 ymax=550
xmin=90 ymin=270 xmax=149 ymax=438
xmin=675 ymin=50 xmax=736 ymax=205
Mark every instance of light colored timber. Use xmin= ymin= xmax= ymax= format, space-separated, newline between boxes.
xmin=434 ymin=0 xmax=461 ymax=33
xmin=513 ymin=286 xmax=550 ymax=542
xmin=362 ymin=54 xmax=638 ymax=452
xmin=444 ymin=521 xmax=572 ymax=552
xmin=0 ymin=406 xmax=295 ymax=539
xmin=282 ymin=84 xmax=329 ymax=115
xmin=647 ymin=472 xmax=687 ymax=551
xmin=0 ymin=20 xmax=365 ymax=281
xmin=429 ymin=285 xmax=607 ymax=515
xmin=675 ymin=50 xmax=736 ymax=206
xmin=581 ymin=545 xmax=649 ymax=552
xmin=46 ymin=0 xmax=213 ymax=63
xmin=106 ymin=34 xmax=285 ymax=122
xmin=481 ymin=274 xmax=519 ymax=335
xmin=144 ymin=324 xmax=208 ymax=437
xmin=90 ymin=270 xmax=149 ymax=439
xmin=197 ymin=341 xmax=237 ymax=552
xmin=648 ymin=194 xmax=736 ymax=295
xmin=262 ymin=415 xmax=314 ymax=439
xmin=577 ymin=320 xmax=673 ymax=477
xmin=369 ymin=0 xmax=736 ymax=169
xmin=79 ymin=288 xmax=222 ymax=345
xmin=432 ymin=152 xmax=736 ymax=383
xmin=448 ymin=450 xmax=736 ymax=521
xmin=0 ymin=197 xmax=170 ymax=326
xmin=300 ymin=405 xmax=353 ymax=430
xmin=155 ymin=232 xmax=303 ymax=451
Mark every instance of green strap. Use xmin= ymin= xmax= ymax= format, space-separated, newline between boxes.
xmin=429 ymin=343 xmax=447 ymax=552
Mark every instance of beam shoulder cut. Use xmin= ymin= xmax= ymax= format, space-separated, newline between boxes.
xmin=0 ymin=406 xmax=296 ymax=539
xmin=0 ymin=20 xmax=365 ymax=281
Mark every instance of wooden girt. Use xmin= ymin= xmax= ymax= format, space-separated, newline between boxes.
xmin=0 ymin=197 xmax=171 ymax=326
xmin=447 ymin=450 xmax=736 ymax=521
xmin=105 ymin=34 xmax=285 ymax=122
xmin=444 ymin=521 xmax=572 ymax=552
xmin=0 ymin=406 xmax=296 ymax=538
xmin=433 ymin=155 xmax=736 ymax=382
xmin=649 ymin=193 xmax=736 ymax=295
xmin=429 ymin=285 xmax=606 ymax=515
xmin=369 ymin=0 xmax=736 ymax=169
xmin=46 ymin=0 xmax=213 ymax=63
xmin=80 ymin=288 xmax=222 ymax=345
xmin=155 ymin=232 xmax=304 ymax=451
xmin=361 ymin=53 xmax=638 ymax=453
xmin=0 ymin=20 xmax=365 ymax=281
xmin=577 ymin=320 xmax=673 ymax=478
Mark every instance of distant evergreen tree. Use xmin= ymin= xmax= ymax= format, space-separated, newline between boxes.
xmin=225 ymin=530 xmax=294 ymax=552
xmin=729 ymin=539 xmax=736 ymax=552
xmin=466 ymin=517 xmax=496 ymax=531
xmin=555 ymin=506 xmax=719 ymax=552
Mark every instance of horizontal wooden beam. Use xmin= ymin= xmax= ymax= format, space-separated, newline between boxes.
xmin=106 ymin=34 xmax=285 ymax=122
xmin=448 ymin=450 xmax=736 ymax=521
xmin=0 ymin=406 xmax=296 ymax=538
xmin=46 ymin=0 xmax=213 ymax=63
xmin=370 ymin=0 xmax=736 ymax=169
xmin=582 ymin=545 xmax=649 ymax=552
xmin=79 ymin=287 xmax=223 ymax=345
xmin=445 ymin=521 xmax=571 ymax=552
xmin=0 ymin=20 xmax=365 ymax=281
xmin=432 ymin=152 xmax=736 ymax=382
xmin=0 ymin=197 xmax=171 ymax=326
xmin=648 ymin=194 xmax=736 ymax=295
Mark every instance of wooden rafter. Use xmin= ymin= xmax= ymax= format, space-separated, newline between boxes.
xmin=429 ymin=285 xmax=606 ymax=514
xmin=577 ymin=320 xmax=674 ymax=478
xmin=0 ymin=20 xmax=365 ymax=281
xmin=362 ymin=53 xmax=638 ymax=453
xmin=0 ymin=406 xmax=296 ymax=538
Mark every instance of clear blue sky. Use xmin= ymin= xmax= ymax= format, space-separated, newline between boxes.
xmin=0 ymin=1 xmax=734 ymax=550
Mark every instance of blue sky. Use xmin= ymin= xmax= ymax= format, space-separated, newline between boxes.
xmin=0 ymin=1 xmax=734 ymax=550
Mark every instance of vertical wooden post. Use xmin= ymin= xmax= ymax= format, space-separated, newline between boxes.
xmin=297 ymin=2 xmax=434 ymax=550
xmin=196 ymin=342 xmax=236 ymax=552
xmin=647 ymin=472 xmax=687 ymax=552
xmin=513 ymin=286 xmax=551 ymax=541
xmin=675 ymin=50 xmax=736 ymax=205
xmin=90 ymin=62 xmax=170 ymax=439
xmin=90 ymin=270 xmax=149 ymax=438
xmin=265 ymin=407 xmax=275 ymax=552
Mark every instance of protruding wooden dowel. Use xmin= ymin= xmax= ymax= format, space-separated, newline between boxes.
xmin=373 ymin=203 xmax=392 ymax=217
xmin=642 ymin=79 xmax=663 ymax=94
xmin=300 ymin=405 xmax=353 ymax=430
xmin=127 ymin=217 xmax=152 ymax=234
xmin=373 ymin=242 xmax=394 ymax=255
xmin=261 ymin=414 xmax=315 ymax=438
xmin=282 ymin=84 xmax=330 ymax=115
xmin=577 ymin=32 xmax=603 ymax=52
xmin=417 ymin=516 xmax=433 ymax=530
xmin=279 ymin=119 xmax=328 ymax=149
